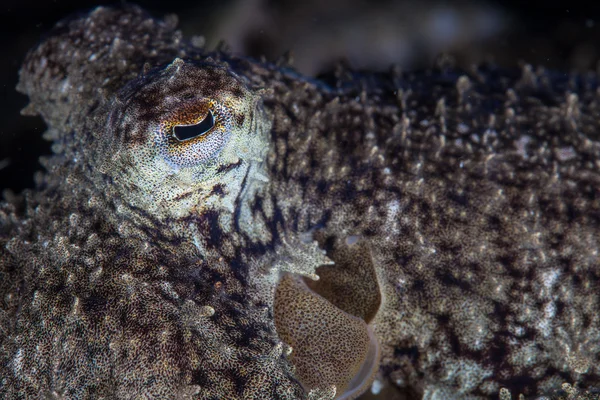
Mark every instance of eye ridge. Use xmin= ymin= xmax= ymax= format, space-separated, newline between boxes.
xmin=173 ymin=110 xmax=215 ymax=142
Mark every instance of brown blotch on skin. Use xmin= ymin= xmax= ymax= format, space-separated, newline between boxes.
xmin=235 ymin=113 xmax=246 ymax=126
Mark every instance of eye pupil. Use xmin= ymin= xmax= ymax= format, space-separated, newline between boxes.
xmin=173 ymin=110 xmax=215 ymax=141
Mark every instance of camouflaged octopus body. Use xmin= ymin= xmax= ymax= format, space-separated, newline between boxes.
xmin=1 ymin=5 xmax=600 ymax=400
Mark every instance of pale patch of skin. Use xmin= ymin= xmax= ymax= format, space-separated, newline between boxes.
xmin=274 ymin=273 xmax=380 ymax=399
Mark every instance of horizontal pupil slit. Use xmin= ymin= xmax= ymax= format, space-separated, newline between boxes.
xmin=173 ymin=110 xmax=214 ymax=141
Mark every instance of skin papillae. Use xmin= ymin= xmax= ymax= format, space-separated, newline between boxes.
xmin=1 ymin=4 xmax=600 ymax=400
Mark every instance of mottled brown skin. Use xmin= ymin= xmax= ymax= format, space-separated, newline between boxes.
xmin=1 ymin=4 xmax=600 ymax=400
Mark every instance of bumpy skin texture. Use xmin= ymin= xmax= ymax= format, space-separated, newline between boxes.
xmin=1 ymin=5 xmax=600 ymax=399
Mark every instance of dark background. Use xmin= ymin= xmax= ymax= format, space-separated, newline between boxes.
xmin=2 ymin=0 xmax=600 ymax=194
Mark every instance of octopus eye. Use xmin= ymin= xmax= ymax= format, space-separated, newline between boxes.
xmin=173 ymin=110 xmax=215 ymax=141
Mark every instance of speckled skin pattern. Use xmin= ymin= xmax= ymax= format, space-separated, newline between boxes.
xmin=1 ymin=4 xmax=600 ymax=400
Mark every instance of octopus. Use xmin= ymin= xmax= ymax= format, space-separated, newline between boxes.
xmin=1 ymin=5 xmax=600 ymax=400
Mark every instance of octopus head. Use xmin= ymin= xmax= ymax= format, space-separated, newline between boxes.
xmin=103 ymin=58 xmax=269 ymax=219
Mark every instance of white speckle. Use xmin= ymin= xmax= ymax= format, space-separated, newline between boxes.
xmin=484 ymin=129 xmax=498 ymax=138
xmin=90 ymin=266 xmax=103 ymax=282
xmin=371 ymin=379 xmax=384 ymax=395
xmin=89 ymin=53 xmax=98 ymax=61
xmin=457 ymin=123 xmax=470 ymax=134
xmin=544 ymin=302 xmax=556 ymax=318
xmin=538 ymin=301 xmax=556 ymax=338
xmin=189 ymin=223 xmax=204 ymax=254
xmin=60 ymin=79 xmax=71 ymax=93
xmin=515 ymin=135 xmax=531 ymax=159
xmin=509 ymin=324 xmax=525 ymax=337
xmin=541 ymin=269 xmax=560 ymax=290
xmin=200 ymin=305 xmax=215 ymax=317
xmin=252 ymin=172 xmax=270 ymax=183
xmin=387 ymin=200 xmax=400 ymax=222
xmin=383 ymin=167 xmax=391 ymax=175
xmin=32 ymin=290 xmax=40 ymax=306
xmin=161 ymin=281 xmax=180 ymax=300
xmin=13 ymin=349 xmax=23 ymax=373
xmin=555 ymin=146 xmax=576 ymax=162
xmin=71 ymin=296 xmax=80 ymax=315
